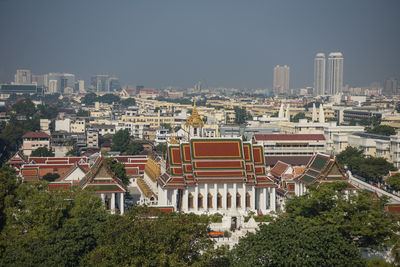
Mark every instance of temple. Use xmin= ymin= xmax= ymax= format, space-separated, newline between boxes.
xmin=156 ymin=102 xmax=277 ymax=216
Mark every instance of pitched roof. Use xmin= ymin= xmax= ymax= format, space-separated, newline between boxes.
xmin=254 ymin=134 xmax=325 ymax=141
xmin=265 ymin=155 xmax=312 ymax=167
xmin=22 ymin=131 xmax=50 ymax=139
xmin=270 ymin=161 xmax=290 ymax=178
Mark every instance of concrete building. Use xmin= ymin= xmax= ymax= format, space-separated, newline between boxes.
xmin=273 ymin=65 xmax=290 ymax=95
xmin=14 ymin=69 xmax=31 ymax=84
xmin=55 ymin=118 xmax=71 ymax=133
xmin=314 ymin=53 xmax=326 ymax=96
xmin=71 ymin=119 xmax=86 ymax=134
xmin=22 ymin=131 xmax=51 ymax=156
xmin=86 ymin=128 xmax=99 ymax=149
xmin=327 ymin=52 xmax=344 ymax=95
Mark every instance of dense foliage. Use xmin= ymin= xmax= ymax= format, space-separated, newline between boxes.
xmin=387 ymin=174 xmax=400 ymax=191
xmin=231 ymin=218 xmax=365 ymax=267
xmin=105 ymin=157 xmax=130 ymax=187
xmin=337 ymin=146 xmax=396 ymax=183
xmin=367 ymin=125 xmax=396 ymax=136
xmin=30 ymin=147 xmax=55 ymax=157
xmin=234 ymin=107 xmax=252 ymax=124
xmin=111 ymin=129 xmax=144 ymax=155
xmin=291 ymin=112 xmax=306 ymax=122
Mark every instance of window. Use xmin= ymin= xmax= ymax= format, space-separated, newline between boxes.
xmin=227 ymin=193 xmax=232 ymax=209
xmin=217 ymin=193 xmax=222 ymax=209
xmin=198 ymin=194 xmax=203 ymax=208
xmin=236 ymin=193 xmax=241 ymax=208
xmin=188 ymin=193 xmax=194 ymax=209
xmin=246 ymin=192 xmax=251 ymax=208
xmin=207 ymin=193 xmax=213 ymax=209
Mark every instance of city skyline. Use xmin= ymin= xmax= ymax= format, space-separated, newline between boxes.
xmin=0 ymin=0 xmax=399 ymax=89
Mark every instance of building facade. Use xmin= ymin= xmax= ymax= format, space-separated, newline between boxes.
xmin=273 ymin=65 xmax=290 ymax=95
xmin=314 ymin=53 xmax=326 ymax=96
xmin=327 ymin=52 xmax=344 ymax=95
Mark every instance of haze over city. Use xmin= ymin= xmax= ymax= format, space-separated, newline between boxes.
xmin=1 ymin=0 xmax=399 ymax=89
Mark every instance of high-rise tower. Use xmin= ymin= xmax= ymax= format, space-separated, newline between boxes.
xmin=273 ymin=65 xmax=290 ymax=95
xmin=314 ymin=53 xmax=326 ymax=96
xmin=327 ymin=52 xmax=344 ymax=95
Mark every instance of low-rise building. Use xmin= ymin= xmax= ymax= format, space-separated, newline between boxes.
xmin=86 ymin=128 xmax=99 ymax=149
xmin=22 ymin=131 xmax=51 ymax=156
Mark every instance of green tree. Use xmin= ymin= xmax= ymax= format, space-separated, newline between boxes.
xmin=291 ymin=112 xmax=306 ymax=122
xmin=111 ymin=129 xmax=131 ymax=153
xmin=105 ymin=158 xmax=130 ymax=186
xmin=155 ymin=143 xmax=167 ymax=155
xmin=88 ymin=207 xmax=224 ymax=266
xmin=285 ymin=183 xmax=398 ymax=249
xmin=387 ymin=174 xmax=400 ymax=191
xmin=336 ymin=146 xmax=364 ymax=168
xmin=0 ymin=184 xmax=107 ymax=266
xmin=42 ymin=173 xmax=60 ymax=182
xmin=230 ymin=217 xmax=365 ymax=267
xmin=12 ymin=98 xmax=36 ymax=117
xmin=81 ymin=93 xmax=98 ymax=106
xmin=234 ymin=107 xmax=251 ymax=124
xmin=76 ymin=108 xmax=89 ymax=117
xmin=98 ymin=94 xmax=120 ymax=104
xmin=30 ymin=147 xmax=55 ymax=157
xmin=66 ymin=148 xmax=78 ymax=156
xmin=121 ymin=98 xmax=136 ymax=107
xmin=367 ymin=125 xmax=396 ymax=136
xmin=124 ymin=141 xmax=144 ymax=155
xmin=0 ymin=165 xmax=19 ymax=232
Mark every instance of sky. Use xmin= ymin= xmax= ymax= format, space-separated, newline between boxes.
xmin=0 ymin=0 xmax=399 ymax=89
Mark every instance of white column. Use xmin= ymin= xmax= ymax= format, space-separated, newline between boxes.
xmin=111 ymin=193 xmax=115 ymax=214
xmin=183 ymin=189 xmax=188 ymax=212
xmin=172 ymin=189 xmax=177 ymax=211
xmin=101 ymin=193 xmax=105 ymax=204
xmin=262 ymin=187 xmax=267 ymax=213
xmin=213 ymin=184 xmax=218 ymax=211
xmin=233 ymin=183 xmax=237 ymax=209
xmin=204 ymin=183 xmax=208 ymax=210
xmin=223 ymin=183 xmax=227 ymax=211
xmin=120 ymin=193 xmax=124 ymax=215
xmin=194 ymin=185 xmax=199 ymax=212
xmin=252 ymin=186 xmax=256 ymax=212
xmin=242 ymin=183 xmax=246 ymax=212
xmin=270 ymin=188 xmax=276 ymax=212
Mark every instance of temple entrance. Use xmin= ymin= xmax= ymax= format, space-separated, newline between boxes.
xmin=231 ymin=216 xmax=237 ymax=230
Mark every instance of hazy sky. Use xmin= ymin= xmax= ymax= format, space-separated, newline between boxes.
xmin=0 ymin=0 xmax=399 ymax=89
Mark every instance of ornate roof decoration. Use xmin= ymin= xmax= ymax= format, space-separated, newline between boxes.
xmin=169 ymin=128 xmax=179 ymax=145
xmin=159 ymin=137 xmax=275 ymax=189
xmin=185 ymin=100 xmax=204 ymax=128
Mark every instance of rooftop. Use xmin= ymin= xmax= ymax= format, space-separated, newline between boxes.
xmin=254 ymin=134 xmax=325 ymax=141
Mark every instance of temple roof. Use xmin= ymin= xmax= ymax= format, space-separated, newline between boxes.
xmin=185 ymin=101 xmax=204 ymax=128
xmin=159 ymin=137 xmax=275 ymax=189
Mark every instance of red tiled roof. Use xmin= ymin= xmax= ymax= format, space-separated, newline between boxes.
xmin=22 ymin=131 xmax=50 ymax=139
xmin=270 ymin=161 xmax=289 ymax=178
xmin=254 ymin=134 xmax=325 ymax=141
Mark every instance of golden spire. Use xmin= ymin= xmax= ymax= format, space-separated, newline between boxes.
xmin=169 ymin=128 xmax=179 ymax=144
xmin=185 ymin=96 xmax=204 ymax=128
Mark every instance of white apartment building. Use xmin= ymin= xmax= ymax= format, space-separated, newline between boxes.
xmin=71 ymin=119 xmax=86 ymax=134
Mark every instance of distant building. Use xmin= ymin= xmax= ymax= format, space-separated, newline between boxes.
xmin=327 ymin=52 xmax=344 ymax=95
xmin=86 ymin=128 xmax=99 ymax=149
xmin=48 ymin=73 xmax=75 ymax=93
xmin=22 ymin=131 xmax=51 ymax=156
xmin=273 ymin=65 xmax=290 ymax=95
xmin=0 ymin=84 xmax=41 ymax=95
xmin=314 ymin=53 xmax=326 ymax=96
xmin=383 ymin=77 xmax=398 ymax=95
xmin=91 ymin=75 xmax=120 ymax=92
xmin=14 ymin=69 xmax=31 ymax=84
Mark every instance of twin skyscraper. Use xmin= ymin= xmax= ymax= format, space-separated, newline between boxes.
xmin=314 ymin=52 xmax=344 ymax=96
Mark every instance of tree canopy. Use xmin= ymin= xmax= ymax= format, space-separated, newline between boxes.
xmin=111 ymin=129 xmax=131 ymax=152
xmin=230 ymin=218 xmax=365 ymax=267
xmin=234 ymin=107 xmax=252 ymax=124
xmin=367 ymin=125 xmax=396 ymax=136
xmin=337 ymin=146 xmax=396 ymax=183
xmin=30 ymin=147 xmax=54 ymax=157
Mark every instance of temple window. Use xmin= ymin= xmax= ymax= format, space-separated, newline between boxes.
xmin=236 ymin=193 xmax=241 ymax=208
xmin=227 ymin=193 xmax=232 ymax=209
xmin=188 ymin=193 xmax=194 ymax=209
xmin=207 ymin=193 xmax=213 ymax=209
xmin=217 ymin=193 xmax=222 ymax=209
xmin=246 ymin=192 xmax=251 ymax=208
xmin=198 ymin=194 xmax=203 ymax=208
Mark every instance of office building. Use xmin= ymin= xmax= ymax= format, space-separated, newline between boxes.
xmin=314 ymin=53 xmax=326 ymax=96
xmin=273 ymin=65 xmax=290 ymax=95
xmin=47 ymin=73 xmax=75 ymax=93
xmin=327 ymin=52 xmax=344 ymax=95
xmin=14 ymin=69 xmax=31 ymax=84
xmin=91 ymin=75 xmax=121 ymax=92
